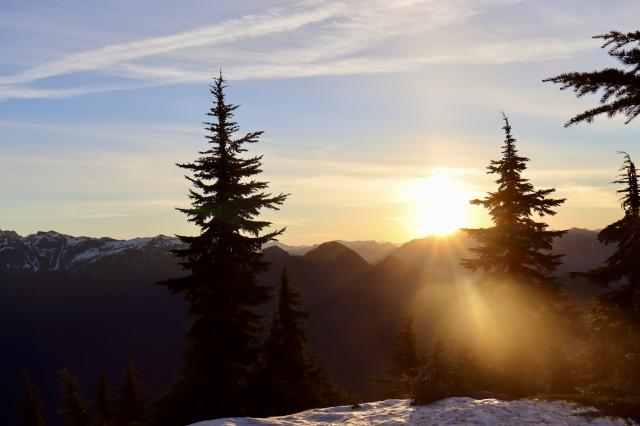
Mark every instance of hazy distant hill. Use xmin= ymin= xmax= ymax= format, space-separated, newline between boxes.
xmin=390 ymin=228 xmax=613 ymax=300
xmin=0 ymin=228 xmax=615 ymax=425
xmin=0 ymin=231 xmax=396 ymax=273
xmin=390 ymin=228 xmax=610 ymax=272
xmin=268 ymin=240 xmax=398 ymax=263
xmin=327 ymin=254 xmax=422 ymax=397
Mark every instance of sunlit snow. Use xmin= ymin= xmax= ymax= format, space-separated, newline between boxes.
xmin=189 ymin=397 xmax=633 ymax=426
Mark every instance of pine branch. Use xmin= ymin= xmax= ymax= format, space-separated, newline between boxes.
xmin=544 ymin=30 xmax=640 ymax=126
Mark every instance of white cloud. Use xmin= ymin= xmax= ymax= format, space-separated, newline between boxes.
xmin=0 ymin=85 xmax=133 ymax=101
xmin=1 ymin=0 xmax=602 ymax=101
xmin=557 ymin=184 xmax=620 ymax=209
xmin=0 ymin=3 xmax=342 ymax=86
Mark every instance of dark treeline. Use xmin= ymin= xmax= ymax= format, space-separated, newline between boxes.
xmin=16 ymin=30 xmax=640 ymax=425
xmin=18 ymin=364 xmax=146 ymax=426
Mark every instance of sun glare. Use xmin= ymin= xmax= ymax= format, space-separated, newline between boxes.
xmin=408 ymin=171 xmax=470 ymax=237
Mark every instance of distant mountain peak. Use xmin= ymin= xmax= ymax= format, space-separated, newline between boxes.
xmin=305 ymin=241 xmax=356 ymax=261
xmin=304 ymin=241 xmax=369 ymax=266
xmin=267 ymin=240 xmax=398 ymax=263
xmin=262 ymin=245 xmax=291 ymax=263
xmin=0 ymin=229 xmax=20 ymax=239
xmin=0 ymin=230 xmax=180 ymax=274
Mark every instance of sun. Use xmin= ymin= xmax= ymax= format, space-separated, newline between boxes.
xmin=407 ymin=172 xmax=469 ymax=237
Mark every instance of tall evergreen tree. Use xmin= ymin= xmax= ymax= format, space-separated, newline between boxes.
xmin=265 ymin=267 xmax=310 ymax=370
xmin=263 ymin=266 xmax=310 ymax=414
xmin=116 ymin=363 xmax=145 ymax=426
xmin=95 ymin=371 xmax=114 ymax=426
xmin=18 ymin=370 xmax=45 ymax=426
xmin=387 ymin=314 xmax=422 ymax=378
xmin=578 ymin=152 xmax=640 ymax=299
xmin=159 ymin=72 xmax=287 ymax=424
xmin=544 ymin=31 xmax=640 ymax=126
xmin=378 ymin=313 xmax=423 ymax=398
xmin=462 ymin=114 xmax=567 ymax=304
xmin=571 ymin=153 xmax=640 ymax=416
xmin=263 ymin=267 xmax=346 ymax=415
xmin=58 ymin=369 xmax=91 ymax=426
xmin=412 ymin=336 xmax=454 ymax=405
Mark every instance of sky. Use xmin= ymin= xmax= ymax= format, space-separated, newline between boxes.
xmin=1 ymin=0 xmax=640 ymax=245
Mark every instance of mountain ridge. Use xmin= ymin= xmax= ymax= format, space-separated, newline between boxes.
xmin=0 ymin=230 xmax=176 ymax=273
xmin=1 ymin=227 xmax=604 ymax=275
xmin=0 ymin=227 xmax=617 ymax=425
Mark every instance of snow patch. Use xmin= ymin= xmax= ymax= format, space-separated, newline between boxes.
xmin=189 ymin=397 xmax=634 ymax=426
xmin=69 ymin=238 xmax=155 ymax=264
xmin=0 ymin=230 xmax=180 ymax=272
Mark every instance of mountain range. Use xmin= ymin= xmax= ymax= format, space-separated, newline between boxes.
xmin=0 ymin=228 xmax=614 ymax=426
xmin=267 ymin=240 xmax=399 ymax=263
xmin=0 ymin=230 xmax=399 ymax=273
xmin=0 ymin=228 xmax=611 ymax=280
xmin=0 ymin=230 xmax=176 ymax=274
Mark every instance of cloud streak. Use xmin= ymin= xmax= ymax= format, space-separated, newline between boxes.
xmin=0 ymin=3 xmax=342 ymax=86
xmin=0 ymin=0 xmax=600 ymax=101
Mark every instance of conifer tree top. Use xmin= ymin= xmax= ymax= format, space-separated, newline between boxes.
xmin=474 ymin=114 xmax=566 ymax=222
xmin=58 ymin=368 xmax=92 ymax=426
xmin=614 ymin=151 xmax=640 ymax=217
xmin=463 ymin=114 xmax=566 ymax=299
xmin=386 ymin=313 xmax=422 ymax=376
xmin=269 ymin=267 xmax=310 ymax=355
xmin=169 ymin=71 xmax=287 ymax=278
xmin=18 ymin=370 xmax=45 ymax=426
xmin=579 ymin=152 xmax=640 ymax=289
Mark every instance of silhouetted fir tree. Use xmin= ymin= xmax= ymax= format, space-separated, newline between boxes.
xmin=544 ymin=31 xmax=640 ymax=126
xmin=265 ymin=267 xmax=309 ymax=371
xmin=58 ymin=369 xmax=92 ymax=426
xmin=412 ymin=336 xmax=454 ymax=405
xmin=577 ymin=152 xmax=640 ymax=301
xmin=18 ymin=370 xmax=45 ymax=426
xmin=377 ymin=313 xmax=423 ymax=398
xmin=571 ymin=153 xmax=640 ymax=411
xmin=388 ymin=314 xmax=422 ymax=377
xmin=116 ymin=363 xmax=145 ymax=426
xmin=95 ymin=371 xmax=114 ymax=426
xmin=158 ymin=72 xmax=287 ymax=424
xmin=263 ymin=267 xmax=347 ymax=415
xmin=263 ymin=266 xmax=310 ymax=413
xmin=462 ymin=114 xmax=567 ymax=306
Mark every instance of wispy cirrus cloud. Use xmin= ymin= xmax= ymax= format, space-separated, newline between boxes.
xmin=0 ymin=2 xmax=343 ymax=86
xmin=0 ymin=0 xmax=600 ymax=102
xmin=0 ymin=83 xmax=162 ymax=100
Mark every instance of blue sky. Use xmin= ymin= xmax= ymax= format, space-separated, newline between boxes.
xmin=1 ymin=0 xmax=640 ymax=244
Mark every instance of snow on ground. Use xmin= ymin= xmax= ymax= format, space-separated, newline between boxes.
xmin=189 ymin=397 xmax=634 ymax=426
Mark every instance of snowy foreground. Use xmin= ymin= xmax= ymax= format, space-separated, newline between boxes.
xmin=189 ymin=397 xmax=635 ymax=426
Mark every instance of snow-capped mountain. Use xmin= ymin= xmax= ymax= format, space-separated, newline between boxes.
xmin=190 ymin=397 xmax=633 ymax=426
xmin=0 ymin=230 xmax=178 ymax=272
